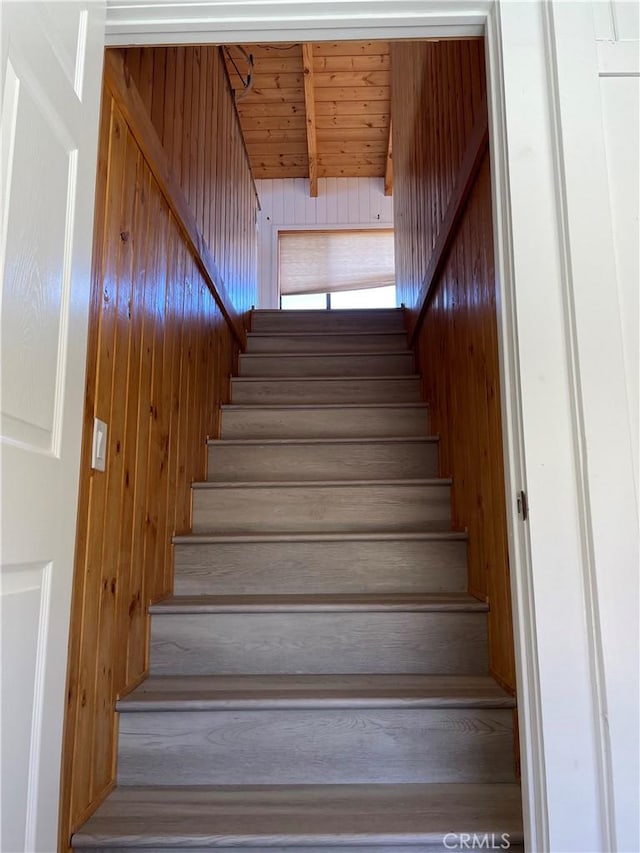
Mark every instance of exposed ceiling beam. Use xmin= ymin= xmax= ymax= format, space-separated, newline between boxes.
xmin=301 ymin=42 xmax=318 ymax=197
xmin=384 ymin=120 xmax=393 ymax=196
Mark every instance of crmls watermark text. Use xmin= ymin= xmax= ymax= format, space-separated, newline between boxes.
xmin=443 ymin=832 xmax=512 ymax=850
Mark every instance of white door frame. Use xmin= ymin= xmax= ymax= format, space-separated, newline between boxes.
xmin=76 ymin=1 xmax=633 ymax=850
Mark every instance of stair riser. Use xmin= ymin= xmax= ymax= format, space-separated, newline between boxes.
xmin=150 ymin=612 xmax=488 ymax=675
xmin=251 ymin=310 xmax=405 ymax=333
xmin=238 ymin=352 xmax=414 ymax=377
xmin=220 ymin=406 xmax=429 ymax=439
xmin=118 ymin=707 xmax=514 ymax=786
xmin=174 ymin=539 xmax=467 ymax=595
xmin=246 ymin=332 xmax=409 ymax=353
xmin=192 ymin=483 xmax=451 ymax=534
xmin=207 ymin=441 xmax=438 ymax=482
xmin=231 ymin=377 xmax=421 ymax=404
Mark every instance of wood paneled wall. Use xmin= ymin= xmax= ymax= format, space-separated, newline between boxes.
xmin=123 ymin=46 xmax=258 ymax=314
xmin=391 ymin=41 xmax=516 ymax=692
xmin=60 ymin=49 xmax=257 ymax=846
xmin=392 ymin=41 xmax=487 ymax=308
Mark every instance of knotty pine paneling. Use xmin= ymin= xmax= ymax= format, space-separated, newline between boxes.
xmin=391 ymin=41 xmax=516 ymax=692
xmin=60 ymin=83 xmax=244 ymax=846
xmin=417 ymin=156 xmax=515 ymax=692
xmin=123 ymin=46 xmax=258 ymax=314
xmin=392 ymin=40 xmax=487 ymax=309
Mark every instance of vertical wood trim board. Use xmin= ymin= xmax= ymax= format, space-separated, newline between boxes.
xmin=60 ymin=48 xmax=257 ymax=847
xmin=301 ymin=43 xmax=319 ymax=198
xmin=391 ymin=41 xmax=516 ymax=693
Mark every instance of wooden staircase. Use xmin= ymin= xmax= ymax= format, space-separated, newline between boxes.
xmin=72 ymin=308 xmax=523 ymax=852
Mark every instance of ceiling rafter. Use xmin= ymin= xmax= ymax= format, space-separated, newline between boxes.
xmin=225 ymin=42 xmax=392 ymax=184
xmin=301 ymin=42 xmax=319 ymax=197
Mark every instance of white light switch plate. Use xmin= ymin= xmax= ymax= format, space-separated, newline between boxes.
xmin=91 ymin=418 xmax=108 ymax=471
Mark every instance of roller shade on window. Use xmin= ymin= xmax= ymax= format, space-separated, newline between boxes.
xmin=278 ymin=229 xmax=395 ymax=296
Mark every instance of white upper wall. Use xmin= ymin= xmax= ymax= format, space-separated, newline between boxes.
xmin=255 ymin=177 xmax=394 ymax=308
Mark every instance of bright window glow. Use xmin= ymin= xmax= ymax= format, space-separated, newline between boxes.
xmin=281 ymin=285 xmax=397 ymax=311
xmin=281 ymin=293 xmax=327 ymax=310
xmin=331 ymin=285 xmax=396 ymax=309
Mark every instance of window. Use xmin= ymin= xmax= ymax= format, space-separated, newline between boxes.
xmin=278 ymin=229 xmax=395 ymax=309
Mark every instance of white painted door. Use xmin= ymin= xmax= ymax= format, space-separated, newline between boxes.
xmin=0 ymin=2 xmax=105 ymax=850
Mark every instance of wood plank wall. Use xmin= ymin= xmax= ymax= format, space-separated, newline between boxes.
xmin=60 ymin=51 xmax=258 ymax=847
xmin=123 ymin=46 xmax=258 ymax=314
xmin=391 ymin=41 xmax=516 ymax=693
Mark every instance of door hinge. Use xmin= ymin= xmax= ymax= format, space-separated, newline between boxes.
xmin=517 ymin=490 xmax=529 ymax=521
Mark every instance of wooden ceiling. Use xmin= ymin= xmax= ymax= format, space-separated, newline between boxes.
xmin=223 ymin=42 xmax=392 ymax=196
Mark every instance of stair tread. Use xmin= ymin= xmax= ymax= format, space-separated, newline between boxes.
xmin=207 ymin=436 xmax=438 ymax=446
xmin=222 ymin=402 xmax=428 ymax=410
xmin=241 ymin=350 xmax=412 ymax=358
xmin=248 ymin=330 xmax=406 ymax=337
xmin=173 ymin=530 xmax=467 ymax=544
xmin=117 ymin=674 xmax=515 ymax=711
xmin=192 ymin=477 xmax=452 ymax=489
xmin=149 ymin=593 xmax=488 ymax=614
xmin=233 ymin=374 xmax=420 ymax=382
xmin=72 ymin=783 xmax=523 ymax=847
